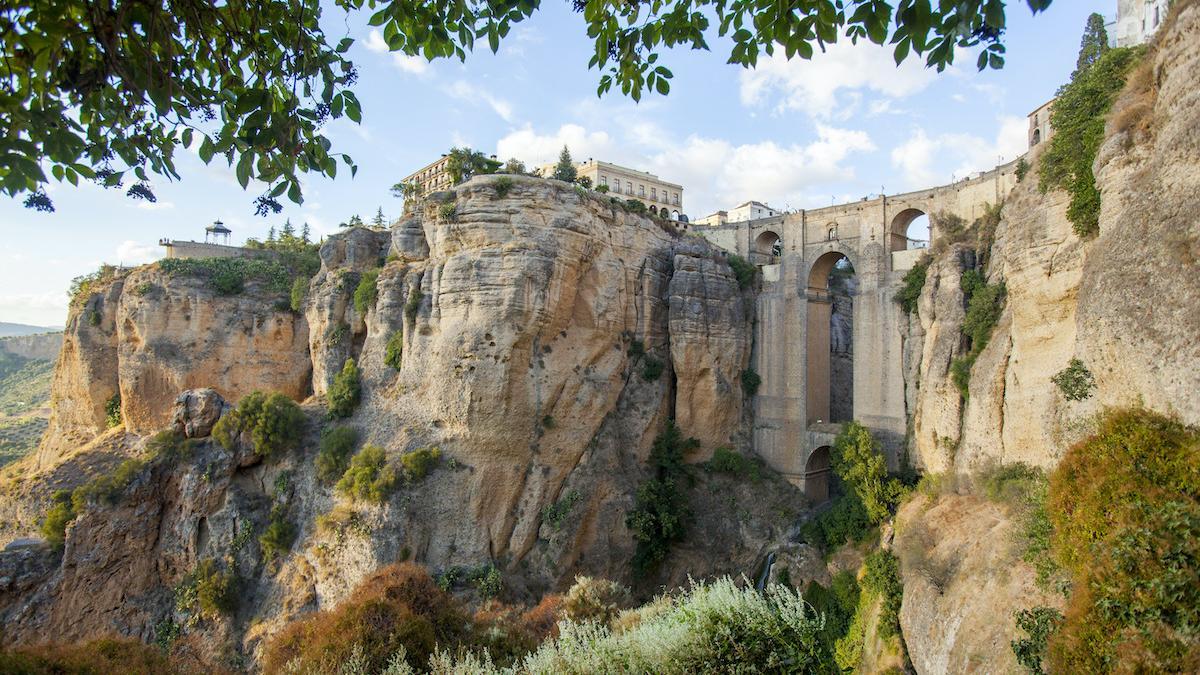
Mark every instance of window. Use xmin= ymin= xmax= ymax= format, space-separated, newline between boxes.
xmin=627 ymin=181 xmax=633 ymax=194
xmin=600 ymin=175 xmax=607 ymax=186
xmin=650 ymin=187 xmax=657 ymax=201
xmin=673 ymin=193 xmax=679 ymax=205
xmin=638 ymin=184 xmax=645 ymax=196
xmin=613 ymin=181 xmax=621 ymax=194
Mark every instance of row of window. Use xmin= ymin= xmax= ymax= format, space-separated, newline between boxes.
xmin=597 ymin=175 xmax=680 ymax=205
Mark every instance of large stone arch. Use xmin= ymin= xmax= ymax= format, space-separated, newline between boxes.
xmin=803 ymin=445 xmax=832 ymax=504
xmin=889 ymin=207 xmax=930 ymax=252
xmin=805 ymin=250 xmax=857 ymax=425
xmin=754 ymin=230 xmax=782 ymax=259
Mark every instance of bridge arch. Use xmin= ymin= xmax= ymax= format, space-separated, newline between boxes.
xmin=806 ymin=250 xmax=856 ymax=425
xmin=804 ymin=445 xmax=832 ymax=504
xmin=754 ymin=230 xmax=783 ymax=259
xmin=890 ymin=208 xmax=930 ymax=252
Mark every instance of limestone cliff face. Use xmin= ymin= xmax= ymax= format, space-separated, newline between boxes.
xmin=906 ymin=3 xmax=1200 ymax=475
xmin=2 ymin=176 xmax=773 ymax=661
xmin=38 ymin=269 xmax=310 ymax=470
xmin=898 ymin=7 xmax=1200 ymax=672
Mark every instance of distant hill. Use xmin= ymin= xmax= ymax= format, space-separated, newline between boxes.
xmin=0 ymin=322 xmax=61 ymax=338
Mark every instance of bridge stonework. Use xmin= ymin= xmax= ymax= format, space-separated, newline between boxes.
xmin=698 ymin=160 xmax=1020 ymax=493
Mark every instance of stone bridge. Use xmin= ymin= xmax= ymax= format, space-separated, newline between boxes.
xmin=696 ymin=159 xmax=1020 ymax=498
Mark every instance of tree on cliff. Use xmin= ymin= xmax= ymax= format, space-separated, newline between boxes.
xmin=2 ymin=0 xmax=1053 ymax=213
xmin=1075 ymin=13 xmax=1110 ymax=73
xmin=444 ymin=147 xmax=500 ymax=185
xmin=371 ymin=207 xmax=387 ymax=229
xmin=552 ymin=146 xmax=578 ymax=183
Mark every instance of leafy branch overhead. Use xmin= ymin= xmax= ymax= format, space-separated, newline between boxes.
xmin=3 ymin=0 xmax=1052 ymax=212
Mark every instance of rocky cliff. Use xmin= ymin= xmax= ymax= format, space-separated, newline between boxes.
xmin=0 ymin=176 xmax=801 ymax=663
xmin=897 ymin=5 xmax=1200 ymax=670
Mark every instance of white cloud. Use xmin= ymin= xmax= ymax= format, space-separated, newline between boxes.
xmin=0 ymin=291 xmax=69 ymax=327
xmin=495 ymin=124 xmax=616 ymax=167
xmin=364 ymin=30 xmax=430 ymax=76
xmin=495 ymin=122 xmax=876 ymax=217
xmin=890 ymin=115 xmax=1028 ymax=189
xmin=740 ymin=41 xmax=937 ymax=118
xmin=443 ymin=80 xmax=514 ymax=122
xmin=114 ymin=240 xmax=160 ymax=265
xmin=134 ymin=199 xmax=175 ymax=211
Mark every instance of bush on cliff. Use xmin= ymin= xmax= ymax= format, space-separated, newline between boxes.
xmin=1044 ymin=408 xmax=1200 ymax=672
xmin=316 ymin=425 xmax=359 ymax=483
xmin=893 ymin=260 xmax=928 ymax=315
xmin=625 ymin=421 xmax=697 ymax=574
xmin=726 ymin=254 xmax=756 ymax=290
xmin=353 ymin=268 xmax=380 ymax=314
xmin=0 ymin=638 xmax=180 ymax=675
xmin=327 ymin=358 xmax=362 ymax=419
xmin=950 ymin=269 xmax=1006 ymax=399
xmin=336 ymin=444 xmax=397 ymax=503
xmin=212 ymin=390 xmax=305 ymax=458
xmin=1039 ymin=46 xmax=1142 ymax=238
xmin=384 ymin=330 xmax=404 ymax=370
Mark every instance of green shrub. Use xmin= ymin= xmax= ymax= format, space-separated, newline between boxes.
xmin=493 ymin=176 xmax=514 ymax=198
xmin=327 ymin=358 xmax=362 ymax=419
xmin=40 ymin=490 xmax=76 ymax=550
xmin=1045 ymin=408 xmax=1200 ymax=672
xmin=640 ymin=355 xmax=664 ymax=381
xmin=212 ymin=390 xmax=304 ymax=457
xmin=740 ymin=368 xmax=761 ymax=396
xmin=727 ymin=254 xmax=756 ymax=290
xmin=104 ymin=392 xmax=121 ymax=428
xmin=978 ymin=462 xmax=1045 ymax=507
xmin=85 ymin=308 xmax=101 ymax=326
xmin=384 ymin=330 xmax=404 ymax=371
xmin=133 ymin=281 xmax=154 ymax=296
xmin=328 ymin=322 xmax=349 ymax=347
xmin=1051 ymin=358 xmax=1095 ymax=401
xmin=405 ymin=287 xmax=424 ymax=322
xmin=473 ymin=565 xmax=503 ymax=600
xmin=623 ymin=198 xmax=648 ymax=215
xmin=832 ymin=422 xmax=903 ymax=524
xmin=317 ymin=425 xmax=359 ymax=483
xmin=950 ymin=353 xmax=976 ymax=399
xmin=541 ymin=414 xmax=555 ymax=429
xmin=71 ymin=458 xmax=147 ymax=507
xmin=706 ymin=446 xmax=760 ymax=480
xmin=863 ymin=549 xmax=903 ymax=640
xmin=144 ymin=429 xmax=196 ymax=463
xmin=626 ymin=339 xmax=645 ymax=358
xmin=438 ymin=202 xmax=457 ymax=221
xmin=337 ymin=444 xmax=397 ymax=503
xmin=1015 ymin=157 xmax=1030 ymax=182
xmin=68 ymin=264 xmax=120 ymax=303
xmin=1039 ymin=47 xmax=1142 ymax=237
xmin=542 ymin=489 xmax=581 ymax=529
xmin=353 ymin=268 xmax=380 ymax=315
xmin=259 ymin=506 xmax=297 ymax=562
xmin=175 ymin=558 xmax=238 ymax=619
xmin=951 ymin=270 xmax=1005 ymax=398
xmin=399 ymin=446 xmax=441 ymax=483
xmin=1011 ymin=606 xmax=1064 ymax=675
xmin=626 ymin=421 xmax=697 ymax=574
xmin=289 ymin=275 xmax=309 ymax=312
xmin=159 ymin=255 xmax=296 ymax=296
xmin=521 ymin=578 xmax=825 ymax=672
xmin=800 ymin=490 xmax=871 ymax=550
xmin=803 ymin=571 xmax=860 ymax=667
xmin=894 ymin=260 xmax=929 ymax=315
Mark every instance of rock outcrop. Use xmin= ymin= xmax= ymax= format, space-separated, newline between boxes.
xmin=905 ymin=3 xmax=1200 ymax=474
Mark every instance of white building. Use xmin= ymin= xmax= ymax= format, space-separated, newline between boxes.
xmin=695 ymin=200 xmax=783 ymax=227
xmin=1111 ymin=0 xmax=1170 ymax=47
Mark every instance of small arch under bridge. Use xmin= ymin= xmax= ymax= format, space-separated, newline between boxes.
xmin=696 ymin=160 xmax=1020 ymax=498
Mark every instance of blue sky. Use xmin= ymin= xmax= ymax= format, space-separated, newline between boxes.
xmin=0 ymin=0 xmax=1101 ymax=327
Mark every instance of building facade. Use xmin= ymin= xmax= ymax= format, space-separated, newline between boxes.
xmin=695 ymin=200 xmax=782 ymax=227
xmin=544 ymin=160 xmax=685 ymax=219
xmin=1027 ymin=98 xmax=1055 ymax=149
xmin=1112 ymin=0 xmax=1170 ymax=47
xmin=400 ymin=155 xmax=454 ymax=199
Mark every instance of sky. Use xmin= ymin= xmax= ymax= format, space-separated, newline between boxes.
xmin=0 ymin=0 xmax=1103 ymax=327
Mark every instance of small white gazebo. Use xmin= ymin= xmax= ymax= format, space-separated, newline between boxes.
xmin=205 ymin=220 xmax=232 ymax=245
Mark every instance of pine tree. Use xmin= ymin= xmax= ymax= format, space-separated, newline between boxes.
xmin=347 ymin=214 xmax=364 ymax=228
xmin=301 ymin=222 xmax=311 ymax=243
xmin=371 ymin=207 xmax=387 ymax=229
xmin=552 ymin=145 xmax=577 ymax=183
xmin=266 ymin=225 xmax=277 ymax=243
xmin=1076 ymin=13 xmax=1109 ymax=74
xmin=280 ymin=218 xmax=296 ymax=240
